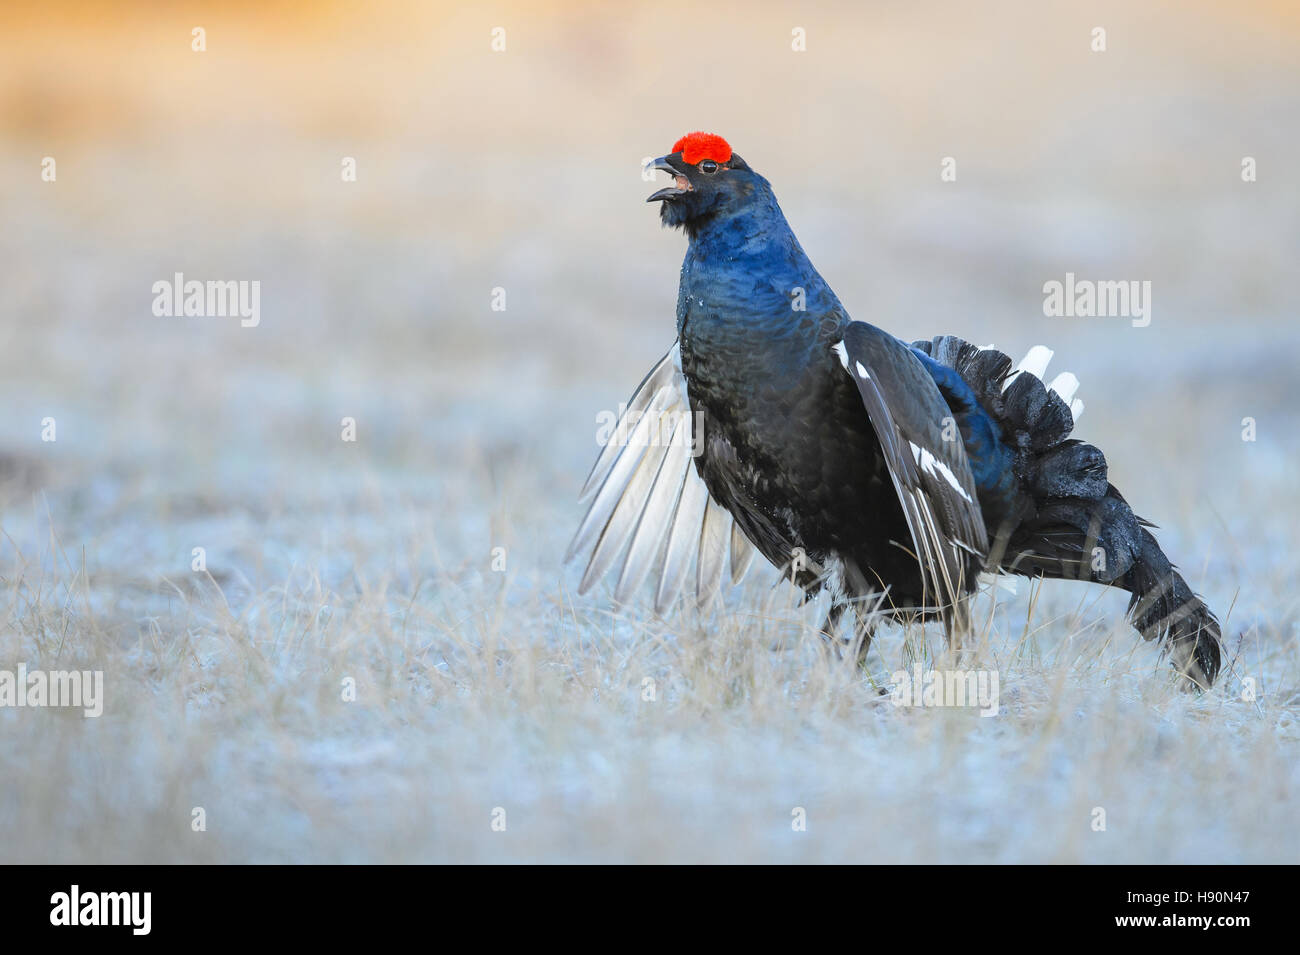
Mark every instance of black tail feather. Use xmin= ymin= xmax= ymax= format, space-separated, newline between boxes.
xmin=919 ymin=334 xmax=1223 ymax=688
xmin=1006 ymin=486 xmax=1222 ymax=689
xmin=1122 ymin=527 xmax=1222 ymax=689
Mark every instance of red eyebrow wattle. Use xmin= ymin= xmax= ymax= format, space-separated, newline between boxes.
xmin=671 ymin=132 xmax=732 ymax=165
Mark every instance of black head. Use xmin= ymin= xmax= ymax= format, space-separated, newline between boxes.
xmin=646 ymin=132 xmax=767 ymax=237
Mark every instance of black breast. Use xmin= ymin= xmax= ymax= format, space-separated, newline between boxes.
xmin=680 ymin=311 xmax=924 ymax=603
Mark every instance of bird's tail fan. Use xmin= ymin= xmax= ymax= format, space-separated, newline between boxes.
xmin=917 ymin=334 xmax=1222 ymax=688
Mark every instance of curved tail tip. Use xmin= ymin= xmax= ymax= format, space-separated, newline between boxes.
xmin=1167 ymin=615 xmax=1222 ymax=692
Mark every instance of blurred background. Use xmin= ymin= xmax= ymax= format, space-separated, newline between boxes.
xmin=0 ymin=0 xmax=1297 ymax=862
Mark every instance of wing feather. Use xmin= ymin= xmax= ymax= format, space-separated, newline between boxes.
xmin=654 ymin=465 xmax=710 ymax=613
xmin=578 ymin=422 xmax=672 ymax=593
xmin=579 ymin=350 xmax=678 ymax=499
xmin=571 ymin=341 xmax=765 ymax=611
xmin=566 ymin=382 xmax=673 ymax=565
xmin=729 ymin=519 xmax=756 ymax=585
xmin=839 ymin=322 xmax=988 ymax=613
xmin=614 ymin=412 xmax=692 ymax=602
xmin=696 ymin=497 xmax=730 ymax=608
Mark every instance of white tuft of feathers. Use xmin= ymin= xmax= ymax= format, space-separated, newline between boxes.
xmin=996 ymin=344 xmax=1084 ymax=423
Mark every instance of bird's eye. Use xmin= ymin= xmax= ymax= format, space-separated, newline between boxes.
xmin=698 ymin=159 xmax=719 ymax=174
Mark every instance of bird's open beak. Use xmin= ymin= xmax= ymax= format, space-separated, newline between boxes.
xmin=646 ymin=156 xmax=692 ymax=202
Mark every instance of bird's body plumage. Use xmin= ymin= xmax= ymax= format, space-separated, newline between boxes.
xmin=571 ymin=133 xmax=1222 ymax=688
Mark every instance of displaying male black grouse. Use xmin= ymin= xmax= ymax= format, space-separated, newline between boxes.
xmin=569 ymin=132 xmax=1221 ymax=688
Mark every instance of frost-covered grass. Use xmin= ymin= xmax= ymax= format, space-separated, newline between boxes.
xmin=1 ymin=499 xmax=1297 ymax=863
xmin=1 ymin=0 xmax=1298 ymax=863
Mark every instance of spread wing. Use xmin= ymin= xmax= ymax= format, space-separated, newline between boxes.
xmin=837 ymin=321 xmax=989 ymax=613
xmin=566 ymin=341 xmax=758 ymax=612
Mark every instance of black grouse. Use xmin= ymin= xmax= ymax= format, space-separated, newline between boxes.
xmin=569 ymin=132 xmax=1222 ymax=689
